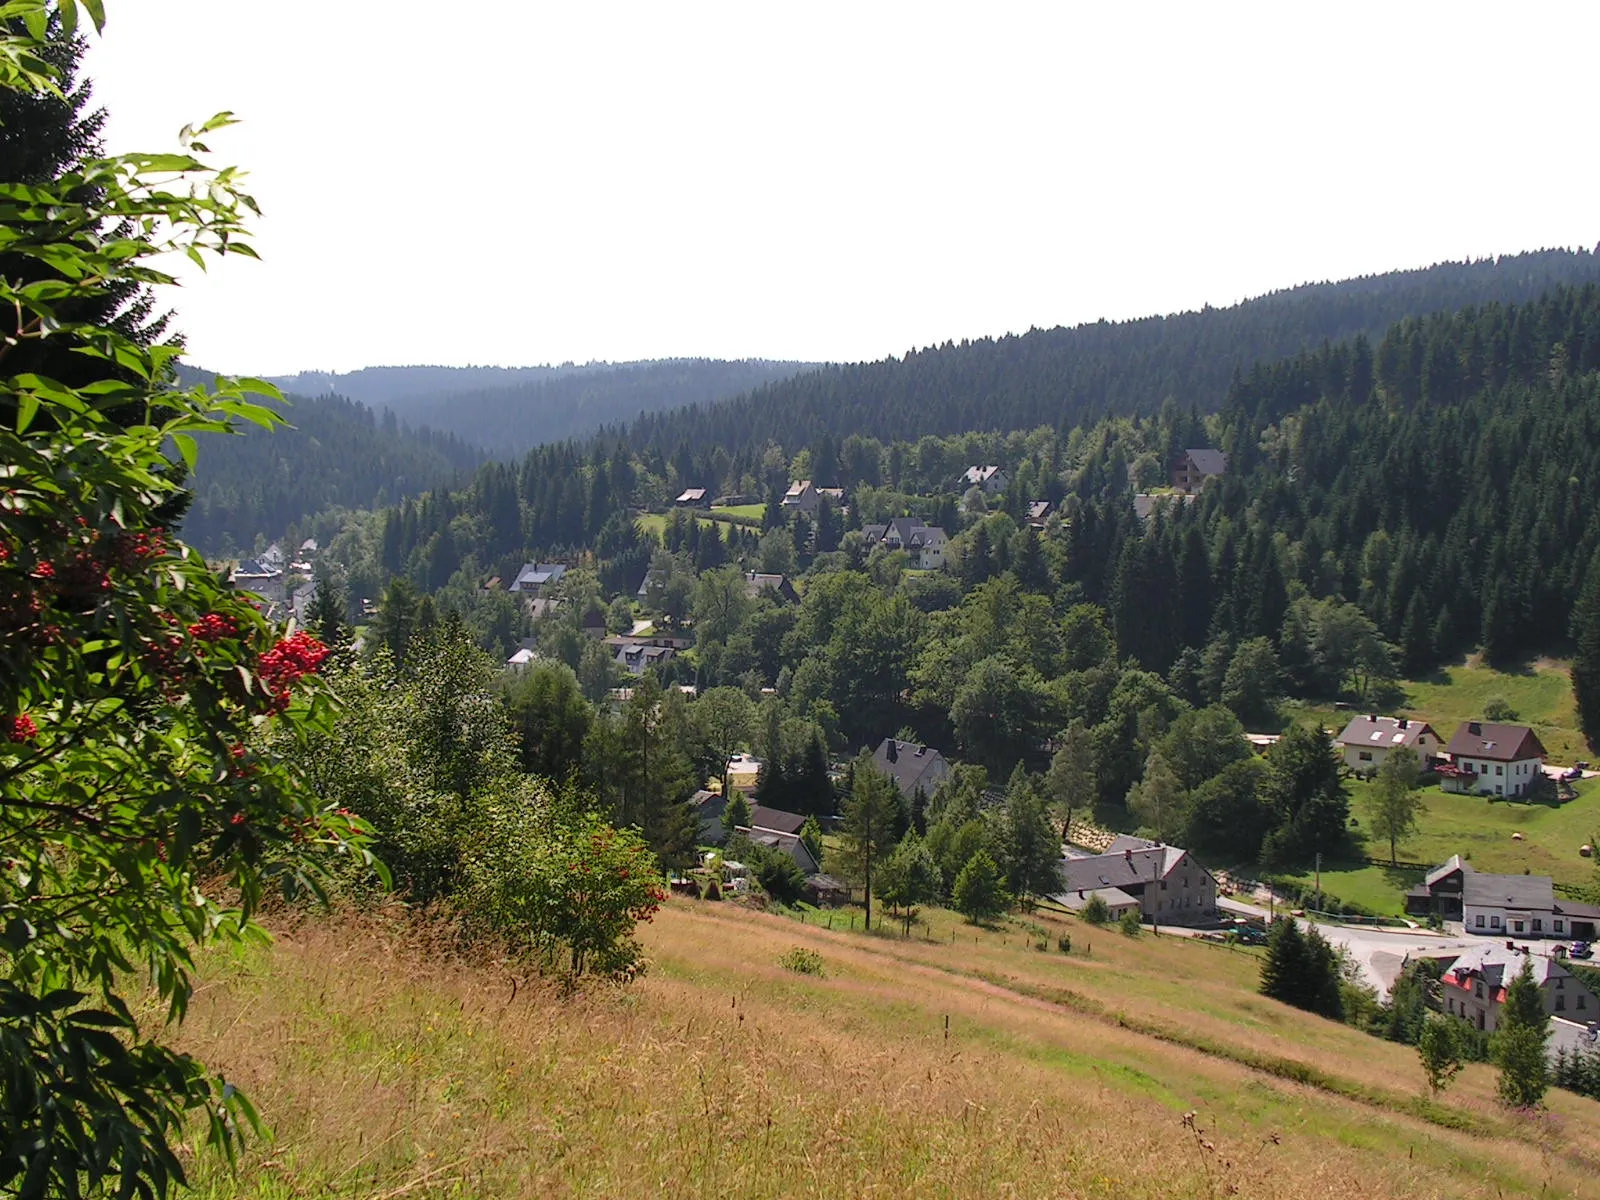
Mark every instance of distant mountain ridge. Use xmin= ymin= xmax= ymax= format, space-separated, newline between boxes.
xmin=262 ymin=358 xmax=820 ymax=456
xmin=619 ymin=248 xmax=1600 ymax=455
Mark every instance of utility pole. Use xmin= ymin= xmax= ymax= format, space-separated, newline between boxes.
xmin=1314 ymin=851 xmax=1322 ymax=911
xmin=1151 ymin=852 xmax=1159 ymax=935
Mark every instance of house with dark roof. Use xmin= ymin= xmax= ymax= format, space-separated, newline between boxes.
xmin=1171 ymin=449 xmax=1227 ymax=493
xmin=1405 ymin=855 xmax=1600 ymax=940
xmin=1440 ymin=721 xmax=1547 ymax=796
xmin=511 ymin=562 xmax=567 ymax=596
xmin=1335 ymin=714 xmax=1442 ymax=774
xmin=1441 ymin=943 xmax=1598 ymax=1033
xmin=1025 ymin=501 xmax=1052 ymax=528
xmin=740 ymin=827 xmax=820 ymax=875
xmin=860 ymin=517 xmax=949 ymax=569
xmin=1132 ymin=492 xmax=1198 ymax=522
xmin=870 ymin=738 xmax=951 ymax=799
xmin=1055 ymin=836 xmax=1219 ymax=926
xmin=747 ymin=805 xmax=806 ymax=835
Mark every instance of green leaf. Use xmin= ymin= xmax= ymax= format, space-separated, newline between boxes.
xmin=171 ymin=433 xmax=198 ymax=473
xmin=15 ymin=391 xmax=37 ymax=433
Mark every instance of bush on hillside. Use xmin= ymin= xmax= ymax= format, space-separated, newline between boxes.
xmin=1080 ymin=895 xmax=1111 ymax=925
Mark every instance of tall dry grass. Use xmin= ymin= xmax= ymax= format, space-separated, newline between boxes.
xmin=173 ymin=900 xmax=1600 ymax=1198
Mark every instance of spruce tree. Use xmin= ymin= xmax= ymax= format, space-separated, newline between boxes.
xmin=1494 ymin=959 xmax=1551 ymax=1108
xmin=1573 ymin=560 xmax=1600 ymax=753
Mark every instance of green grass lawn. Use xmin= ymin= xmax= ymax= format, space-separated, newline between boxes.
xmin=711 ymin=502 xmax=766 ymax=521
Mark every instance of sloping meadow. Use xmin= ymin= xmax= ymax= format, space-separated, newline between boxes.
xmin=175 ymin=901 xmax=1600 ymax=1198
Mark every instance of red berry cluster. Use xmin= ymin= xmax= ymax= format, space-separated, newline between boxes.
xmin=257 ymin=631 xmax=330 ymax=712
xmin=105 ymin=529 xmax=168 ymax=570
xmin=187 ymin=612 xmax=240 ymax=641
xmin=4 ymin=714 xmax=38 ymax=743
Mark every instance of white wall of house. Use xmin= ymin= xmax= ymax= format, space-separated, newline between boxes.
xmin=1463 ymin=904 xmax=1566 ymax=937
xmin=1448 ymin=755 xmax=1543 ymax=796
xmin=1341 ymin=729 xmax=1441 ymax=773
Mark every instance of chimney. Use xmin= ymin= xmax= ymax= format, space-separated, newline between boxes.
xmin=1124 ymin=849 xmax=1133 ymax=863
xmin=1398 ymin=718 xmax=1408 ymax=729
xmin=1469 ymin=721 xmax=1482 ymax=735
xmin=885 ymin=741 xmax=898 ymax=763
xmin=1369 ymin=714 xmax=1378 ymax=723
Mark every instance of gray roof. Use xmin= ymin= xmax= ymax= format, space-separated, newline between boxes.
xmin=693 ymin=789 xmax=728 ymax=843
xmin=870 ymin=738 xmax=950 ymax=797
xmin=1058 ymin=885 xmax=1141 ymax=911
xmin=742 ymin=828 xmax=820 ymax=875
xmin=1336 ymin=715 xmax=1438 ymax=750
xmin=1462 ymin=870 xmax=1555 ymax=911
xmin=748 ymin=805 xmax=806 ymax=835
xmin=1183 ymin=448 xmax=1227 ymax=476
xmin=1446 ymin=944 xmax=1569 ymax=990
xmin=513 ymin=562 xmax=567 ymax=590
xmin=1058 ymin=841 xmax=1190 ymax=892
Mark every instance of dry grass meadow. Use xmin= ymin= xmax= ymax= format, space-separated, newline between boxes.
xmin=173 ymin=899 xmax=1600 ymax=1198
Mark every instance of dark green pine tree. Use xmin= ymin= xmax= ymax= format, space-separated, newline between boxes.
xmin=1399 ymin=593 xmax=1433 ymax=678
xmin=1572 ymin=561 xmax=1600 ymax=753
xmin=1259 ymin=917 xmax=1308 ymax=1005
xmin=305 ymin=561 xmax=349 ymax=647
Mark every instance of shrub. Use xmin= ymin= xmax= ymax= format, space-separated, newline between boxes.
xmin=1483 ymin=696 xmax=1520 ymax=722
xmin=779 ymin=947 xmax=826 ymax=976
xmin=1119 ymin=910 xmax=1143 ymax=937
xmin=1080 ymin=895 xmax=1111 ymax=925
xmin=1418 ymin=1016 xmax=1465 ymax=1096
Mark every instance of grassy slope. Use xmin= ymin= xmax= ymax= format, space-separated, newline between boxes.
xmin=1274 ymin=657 xmax=1600 ymax=912
xmin=177 ymin=901 xmax=1600 ymax=1198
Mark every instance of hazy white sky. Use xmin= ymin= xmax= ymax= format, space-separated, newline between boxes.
xmin=85 ymin=2 xmax=1597 ymax=375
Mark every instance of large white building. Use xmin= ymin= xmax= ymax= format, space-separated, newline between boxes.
xmin=1440 ymin=720 xmax=1546 ymax=797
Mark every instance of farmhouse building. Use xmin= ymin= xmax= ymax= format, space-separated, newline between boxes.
xmin=1405 ymin=856 xmax=1600 ymax=940
xmin=1334 ymin=715 xmax=1442 ymax=773
xmin=860 ymin=517 xmax=949 ymax=569
xmin=871 ymin=738 xmax=951 ymax=800
xmin=1055 ymin=836 xmax=1219 ymax=926
xmin=1171 ymin=449 xmax=1227 ymax=493
xmin=1439 ymin=721 xmax=1546 ymax=797
xmin=962 ymin=465 xmax=1008 ymax=494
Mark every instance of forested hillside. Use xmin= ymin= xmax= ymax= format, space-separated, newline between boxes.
xmin=271 ymin=357 xmax=817 ymax=455
xmin=180 ymin=391 xmax=482 ymax=554
xmin=622 ymin=249 xmax=1600 ymax=454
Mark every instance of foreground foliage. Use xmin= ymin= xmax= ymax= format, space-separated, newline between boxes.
xmin=0 ymin=4 xmax=379 ymax=1194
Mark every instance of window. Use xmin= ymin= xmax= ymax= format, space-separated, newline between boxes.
xmin=1557 ymin=977 xmax=1565 ymax=989
xmin=1160 ymin=880 xmax=1168 ymax=890
xmin=1514 ymin=920 xmax=1525 ymax=932
xmin=1534 ymin=919 xmax=1543 ymax=931
xmin=1476 ymin=981 xmax=1484 ymax=999
xmin=1476 ymin=915 xmax=1486 ymax=928
xmin=1557 ymin=995 xmax=1567 ymax=1012
xmin=1556 ymin=920 xmax=1566 ymax=933
xmin=1496 ymin=765 xmax=1503 ymax=776
xmin=1581 ymin=995 xmax=1588 ymax=1010
xmin=1491 ymin=915 xmax=1502 ymax=928
xmin=1359 ymin=751 xmax=1372 ymax=762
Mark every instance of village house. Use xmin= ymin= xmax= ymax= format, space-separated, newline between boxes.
xmin=1058 ymin=885 xmax=1142 ymax=922
xmin=1441 ymin=943 xmax=1599 ymax=1032
xmin=674 ymin=487 xmax=710 ymax=509
xmin=743 ymin=572 xmax=801 ymax=604
xmin=780 ymin=481 xmax=845 ymax=515
xmin=1025 ymin=501 xmax=1052 ymax=528
xmin=1055 ymin=836 xmax=1219 ymax=926
xmin=1438 ymin=720 xmax=1547 ymax=797
xmin=511 ymin=561 xmax=567 ymax=597
xmin=871 ymin=737 xmax=951 ymax=800
xmin=1334 ymin=714 xmax=1443 ymax=774
xmin=962 ymin=465 xmax=1008 ymax=494
xmin=1405 ymin=856 xmax=1600 ymax=940
xmin=860 ymin=517 xmax=949 ymax=569
xmin=230 ymin=556 xmax=286 ymax=606
xmin=1171 ymin=448 xmax=1227 ymax=493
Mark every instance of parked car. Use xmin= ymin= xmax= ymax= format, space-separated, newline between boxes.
xmin=1572 ymin=941 xmax=1593 ymax=960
